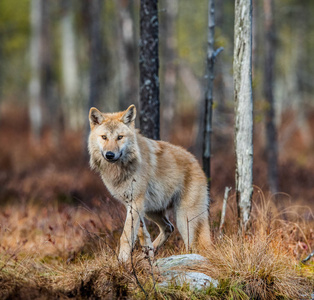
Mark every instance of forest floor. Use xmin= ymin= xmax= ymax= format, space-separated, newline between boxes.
xmin=1 ymin=106 xmax=314 ymax=299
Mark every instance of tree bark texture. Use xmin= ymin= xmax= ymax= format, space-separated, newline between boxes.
xmin=203 ymin=0 xmax=216 ymax=188
xmin=139 ymin=0 xmax=160 ymax=140
xmin=263 ymin=0 xmax=279 ymax=194
xmin=234 ymin=0 xmax=254 ymax=230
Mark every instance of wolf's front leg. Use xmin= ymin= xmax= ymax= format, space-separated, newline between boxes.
xmin=118 ymin=204 xmax=142 ymax=262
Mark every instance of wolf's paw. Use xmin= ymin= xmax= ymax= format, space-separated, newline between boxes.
xmin=142 ymin=245 xmax=154 ymax=260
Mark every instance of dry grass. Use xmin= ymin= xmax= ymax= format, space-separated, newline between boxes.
xmin=1 ymin=193 xmax=313 ymax=299
xmin=1 ymin=108 xmax=314 ymax=298
xmin=202 ymin=234 xmax=309 ymax=299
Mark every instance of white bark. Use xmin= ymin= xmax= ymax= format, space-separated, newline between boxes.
xmin=29 ymin=0 xmax=42 ymax=140
xmin=61 ymin=0 xmax=80 ymax=130
xmin=234 ymin=0 xmax=254 ymax=230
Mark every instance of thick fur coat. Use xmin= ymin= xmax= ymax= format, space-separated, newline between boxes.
xmin=88 ymin=105 xmax=211 ymax=261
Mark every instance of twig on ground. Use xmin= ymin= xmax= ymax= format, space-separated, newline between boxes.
xmin=302 ymin=250 xmax=314 ymax=264
xmin=219 ymin=187 xmax=232 ymax=237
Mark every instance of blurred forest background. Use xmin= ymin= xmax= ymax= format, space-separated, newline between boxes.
xmin=0 ymin=0 xmax=314 ymax=209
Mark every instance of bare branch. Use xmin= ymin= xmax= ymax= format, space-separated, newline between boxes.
xmin=219 ymin=187 xmax=232 ymax=237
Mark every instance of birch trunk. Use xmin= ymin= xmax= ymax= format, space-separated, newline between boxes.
xmin=61 ymin=0 xmax=80 ymax=130
xmin=139 ymin=0 xmax=160 ymax=140
xmin=234 ymin=0 xmax=254 ymax=230
xmin=29 ymin=0 xmax=43 ymax=141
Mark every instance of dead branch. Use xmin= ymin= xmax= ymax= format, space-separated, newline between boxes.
xmin=219 ymin=187 xmax=232 ymax=237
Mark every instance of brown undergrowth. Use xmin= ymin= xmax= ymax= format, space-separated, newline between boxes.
xmin=1 ymin=107 xmax=314 ymax=298
xmin=1 ymin=192 xmax=313 ymax=299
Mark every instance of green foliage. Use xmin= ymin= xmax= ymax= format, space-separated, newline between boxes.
xmin=0 ymin=0 xmax=30 ymax=55
xmin=177 ymin=0 xmax=208 ymax=77
xmin=0 ymin=0 xmax=30 ymax=98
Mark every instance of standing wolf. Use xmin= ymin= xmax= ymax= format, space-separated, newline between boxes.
xmin=88 ymin=105 xmax=211 ymax=261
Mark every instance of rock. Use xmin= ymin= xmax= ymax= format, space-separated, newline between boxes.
xmin=155 ymin=254 xmax=218 ymax=290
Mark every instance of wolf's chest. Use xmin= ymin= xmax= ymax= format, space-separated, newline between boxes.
xmin=102 ymin=177 xmax=135 ymax=205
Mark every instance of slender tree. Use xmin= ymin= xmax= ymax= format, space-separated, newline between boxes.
xmin=40 ymin=0 xmax=55 ymax=129
xmin=234 ymin=0 xmax=254 ymax=231
xmin=139 ymin=0 xmax=160 ymax=140
xmin=203 ymin=0 xmax=223 ymax=188
xmin=263 ymin=0 xmax=279 ymax=195
xmin=29 ymin=0 xmax=43 ymax=141
xmin=61 ymin=0 xmax=80 ymax=130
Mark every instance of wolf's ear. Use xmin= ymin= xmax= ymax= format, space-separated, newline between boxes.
xmin=89 ymin=107 xmax=104 ymax=128
xmin=121 ymin=105 xmax=136 ymax=125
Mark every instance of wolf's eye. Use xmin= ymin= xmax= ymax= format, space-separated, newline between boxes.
xmin=101 ymin=135 xmax=107 ymax=140
xmin=117 ymin=135 xmax=123 ymax=140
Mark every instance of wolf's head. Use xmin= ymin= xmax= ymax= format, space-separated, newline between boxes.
xmin=88 ymin=105 xmax=137 ymax=164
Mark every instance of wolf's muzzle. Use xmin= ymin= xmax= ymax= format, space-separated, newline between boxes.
xmin=103 ymin=151 xmax=123 ymax=162
xmin=105 ymin=151 xmax=115 ymax=160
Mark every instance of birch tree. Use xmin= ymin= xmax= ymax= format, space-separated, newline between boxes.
xmin=61 ymin=0 xmax=80 ymax=130
xmin=29 ymin=0 xmax=43 ymax=141
xmin=234 ymin=0 xmax=253 ymax=230
xmin=139 ymin=0 xmax=160 ymax=140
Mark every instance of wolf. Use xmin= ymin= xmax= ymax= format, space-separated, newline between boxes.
xmin=88 ymin=105 xmax=211 ymax=262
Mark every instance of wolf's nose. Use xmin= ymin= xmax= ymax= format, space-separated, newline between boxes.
xmin=105 ymin=151 xmax=115 ymax=160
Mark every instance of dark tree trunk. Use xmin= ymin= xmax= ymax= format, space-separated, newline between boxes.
xmin=263 ymin=0 xmax=279 ymax=195
xmin=41 ymin=0 xmax=60 ymax=143
xmin=139 ymin=0 xmax=160 ymax=140
xmin=203 ymin=0 xmax=223 ymax=189
xmin=41 ymin=0 xmax=54 ymax=127
xmin=203 ymin=0 xmax=216 ymax=188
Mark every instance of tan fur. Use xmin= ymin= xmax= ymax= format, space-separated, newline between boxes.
xmin=88 ymin=105 xmax=211 ymax=261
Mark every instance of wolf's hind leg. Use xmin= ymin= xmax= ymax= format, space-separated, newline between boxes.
xmin=145 ymin=211 xmax=174 ymax=252
xmin=138 ymin=217 xmax=154 ymax=259
xmin=175 ymin=192 xmax=209 ymax=252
